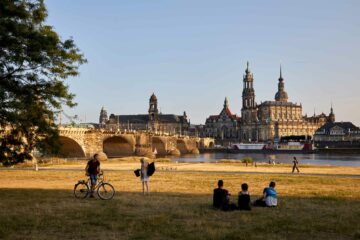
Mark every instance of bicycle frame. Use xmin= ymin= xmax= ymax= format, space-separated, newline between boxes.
xmin=78 ymin=172 xmax=106 ymax=191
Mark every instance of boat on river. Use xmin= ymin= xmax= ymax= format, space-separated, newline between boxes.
xmin=228 ymin=142 xmax=315 ymax=153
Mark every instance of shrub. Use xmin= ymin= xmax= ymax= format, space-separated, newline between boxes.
xmin=242 ymin=157 xmax=254 ymax=165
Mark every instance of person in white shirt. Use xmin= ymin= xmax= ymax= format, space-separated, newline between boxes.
xmin=140 ymin=158 xmax=149 ymax=195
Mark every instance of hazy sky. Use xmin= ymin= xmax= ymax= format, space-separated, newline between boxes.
xmin=45 ymin=0 xmax=360 ymax=125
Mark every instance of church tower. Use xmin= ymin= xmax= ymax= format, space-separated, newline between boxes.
xmin=275 ymin=65 xmax=288 ymax=102
xmin=224 ymin=97 xmax=229 ymax=109
xmin=148 ymin=93 xmax=159 ymax=131
xmin=99 ymin=107 xmax=108 ymax=127
xmin=328 ymin=103 xmax=335 ymax=123
xmin=241 ymin=62 xmax=257 ymax=123
xmin=241 ymin=62 xmax=259 ymax=142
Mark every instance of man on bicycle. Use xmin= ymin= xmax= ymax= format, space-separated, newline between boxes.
xmin=85 ymin=154 xmax=101 ymax=197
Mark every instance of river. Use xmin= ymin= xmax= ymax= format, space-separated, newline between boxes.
xmin=170 ymin=153 xmax=360 ymax=167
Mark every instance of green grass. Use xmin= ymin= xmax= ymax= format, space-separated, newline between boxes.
xmin=0 ymin=170 xmax=359 ymax=239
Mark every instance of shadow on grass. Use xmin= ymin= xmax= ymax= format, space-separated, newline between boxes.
xmin=0 ymin=188 xmax=359 ymax=240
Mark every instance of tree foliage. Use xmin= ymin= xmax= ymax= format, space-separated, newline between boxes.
xmin=0 ymin=0 xmax=86 ymax=165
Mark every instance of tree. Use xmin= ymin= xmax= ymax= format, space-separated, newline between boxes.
xmin=0 ymin=0 xmax=86 ymax=165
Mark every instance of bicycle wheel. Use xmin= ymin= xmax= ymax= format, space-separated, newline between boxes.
xmin=97 ymin=183 xmax=115 ymax=200
xmin=74 ymin=182 xmax=89 ymax=199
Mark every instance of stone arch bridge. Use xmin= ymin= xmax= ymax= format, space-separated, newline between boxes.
xmin=58 ymin=127 xmax=214 ymax=158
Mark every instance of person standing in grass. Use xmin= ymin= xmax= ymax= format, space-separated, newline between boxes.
xmin=140 ymin=158 xmax=149 ymax=195
xmin=292 ymin=157 xmax=300 ymax=173
xmin=85 ymin=154 xmax=101 ymax=197
xmin=238 ymin=183 xmax=251 ymax=210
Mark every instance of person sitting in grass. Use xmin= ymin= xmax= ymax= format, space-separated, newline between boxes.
xmin=85 ymin=154 xmax=101 ymax=198
xmin=254 ymin=181 xmax=277 ymax=207
xmin=213 ymin=180 xmax=236 ymax=211
xmin=238 ymin=183 xmax=251 ymax=211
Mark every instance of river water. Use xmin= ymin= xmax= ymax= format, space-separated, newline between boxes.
xmin=170 ymin=153 xmax=360 ymax=167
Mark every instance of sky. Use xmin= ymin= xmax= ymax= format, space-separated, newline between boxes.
xmin=45 ymin=0 xmax=360 ymax=125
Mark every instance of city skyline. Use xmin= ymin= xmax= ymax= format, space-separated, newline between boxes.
xmin=45 ymin=1 xmax=360 ymax=125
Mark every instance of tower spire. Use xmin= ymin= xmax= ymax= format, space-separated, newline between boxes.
xmin=224 ymin=97 xmax=229 ymax=108
xmin=329 ymin=102 xmax=335 ymax=123
xmin=245 ymin=61 xmax=250 ymax=74
xmin=331 ymin=101 xmax=333 ymax=113
xmin=275 ymin=65 xmax=288 ymax=102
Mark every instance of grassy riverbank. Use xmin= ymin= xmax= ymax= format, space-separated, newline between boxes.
xmin=11 ymin=157 xmax=360 ymax=176
xmin=0 ymin=167 xmax=359 ymax=239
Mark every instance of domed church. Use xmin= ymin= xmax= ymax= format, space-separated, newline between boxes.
xmin=241 ymin=63 xmax=335 ymax=142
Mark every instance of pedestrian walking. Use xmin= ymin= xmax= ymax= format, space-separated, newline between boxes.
xmin=292 ymin=157 xmax=300 ymax=173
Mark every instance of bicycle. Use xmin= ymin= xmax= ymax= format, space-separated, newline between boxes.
xmin=74 ymin=171 xmax=115 ymax=200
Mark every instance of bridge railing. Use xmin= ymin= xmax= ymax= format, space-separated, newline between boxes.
xmin=58 ymin=127 xmax=212 ymax=142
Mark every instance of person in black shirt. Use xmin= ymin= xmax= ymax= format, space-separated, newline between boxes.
xmin=213 ymin=180 xmax=236 ymax=211
xmin=85 ymin=154 xmax=100 ymax=197
xmin=238 ymin=183 xmax=251 ymax=210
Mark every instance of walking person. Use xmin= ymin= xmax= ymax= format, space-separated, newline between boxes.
xmin=292 ymin=157 xmax=300 ymax=173
xmin=140 ymin=158 xmax=149 ymax=195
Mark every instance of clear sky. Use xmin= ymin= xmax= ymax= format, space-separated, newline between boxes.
xmin=45 ymin=0 xmax=360 ymax=125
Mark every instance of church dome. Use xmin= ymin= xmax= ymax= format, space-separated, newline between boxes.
xmin=275 ymin=91 xmax=288 ymax=102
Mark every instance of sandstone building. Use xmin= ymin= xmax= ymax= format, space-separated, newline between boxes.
xmin=203 ymin=97 xmax=240 ymax=141
xmin=314 ymin=121 xmax=360 ymax=148
xmin=99 ymin=93 xmax=189 ymax=135
xmin=240 ymin=62 xmax=335 ymax=142
xmin=203 ymin=62 xmax=335 ymax=142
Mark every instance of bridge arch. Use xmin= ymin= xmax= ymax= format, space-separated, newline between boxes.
xmin=152 ymin=137 xmax=167 ymax=155
xmin=177 ymin=139 xmax=189 ymax=154
xmin=58 ymin=136 xmax=86 ymax=158
xmin=103 ymin=136 xmax=135 ymax=157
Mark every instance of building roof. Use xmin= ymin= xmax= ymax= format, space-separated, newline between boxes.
xmin=259 ymin=101 xmax=301 ymax=107
xmin=110 ymin=114 xmax=186 ymax=124
xmin=316 ymin=121 xmax=360 ymax=134
xmin=159 ymin=114 xmax=184 ymax=123
xmin=206 ymin=107 xmax=239 ymax=122
xmin=116 ymin=114 xmax=149 ymax=123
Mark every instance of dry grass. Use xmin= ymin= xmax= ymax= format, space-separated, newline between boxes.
xmin=0 ymin=169 xmax=359 ymax=239
xmin=19 ymin=159 xmax=360 ymax=176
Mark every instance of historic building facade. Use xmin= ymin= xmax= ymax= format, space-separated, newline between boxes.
xmin=203 ymin=97 xmax=240 ymax=141
xmin=99 ymin=93 xmax=189 ymax=135
xmin=314 ymin=122 xmax=360 ymax=144
xmin=240 ymin=63 xmax=335 ymax=142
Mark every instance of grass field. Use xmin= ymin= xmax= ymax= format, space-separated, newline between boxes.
xmin=0 ymin=163 xmax=360 ymax=239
